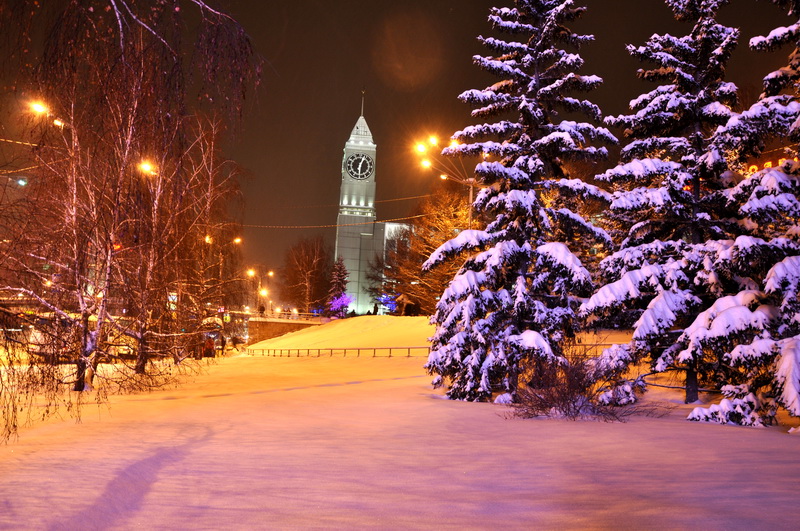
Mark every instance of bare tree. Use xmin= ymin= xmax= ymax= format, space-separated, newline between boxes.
xmin=368 ymin=187 xmax=469 ymax=315
xmin=0 ymin=0 xmax=260 ymax=441
xmin=279 ymin=236 xmax=332 ymax=314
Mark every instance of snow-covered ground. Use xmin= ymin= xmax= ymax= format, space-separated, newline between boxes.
xmin=0 ymin=316 xmax=797 ymax=530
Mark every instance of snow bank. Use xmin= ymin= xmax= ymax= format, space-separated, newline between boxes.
xmin=248 ymin=315 xmax=434 ymax=350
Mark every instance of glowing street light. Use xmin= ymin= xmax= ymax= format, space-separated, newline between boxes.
xmin=138 ymin=160 xmax=156 ymax=175
xmin=30 ymin=101 xmax=49 ymax=115
xmin=413 ymin=133 xmax=480 ymax=229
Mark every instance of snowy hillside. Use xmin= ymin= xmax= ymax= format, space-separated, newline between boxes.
xmin=247 ymin=315 xmax=631 ymax=351
xmin=248 ymin=315 xmax=435 ymax=350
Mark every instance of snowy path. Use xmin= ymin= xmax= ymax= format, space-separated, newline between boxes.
xmin=0 ymin=355 xmax=797 ymax=530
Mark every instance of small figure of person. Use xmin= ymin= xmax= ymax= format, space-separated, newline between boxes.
xmin=220 ymin=335 xmax=227 ymax=354
xmin=203 ymin=336 xmax=215 ymax=358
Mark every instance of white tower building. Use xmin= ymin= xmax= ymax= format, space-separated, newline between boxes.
xmin=335 ymin=109 xmax=385 ymax=314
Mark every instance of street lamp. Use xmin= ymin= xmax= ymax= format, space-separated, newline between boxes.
xmin=30 ymin=101 xmax=49 ymax=115
xmin=246 ymin=267 xmax=275 ymax=314
xmin=439 ymin=173 xmax=477 ymax=230
xmin=138 ymin=160 xmax=156 ymax=175
xmin=415 ymin=135 xmax=480 ymax=229
xmin=29 ymin=100 xmax=69 ymax=129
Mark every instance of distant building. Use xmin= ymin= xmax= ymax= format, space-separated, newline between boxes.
xmin=335 ymin=109 xmax=404 ymax=314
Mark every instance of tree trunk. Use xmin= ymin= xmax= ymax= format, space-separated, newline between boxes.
xmin=685 ymin=365 xmax=699 ymax=403
xmin=73 ymin=356 xmax=88 ymax=391
xmin=135 ymin=334 xmax=148 ymax=374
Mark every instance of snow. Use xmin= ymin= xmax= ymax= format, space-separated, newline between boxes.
xmin=536 ymin=241 xmax=591 ymax=285
xmin=2 ymin=321 xmax=799 ymax=529
xmin=509 ymin=329 xmax=553 ymax=356
xmin=775 ymin=338 xmax=800 ymax=416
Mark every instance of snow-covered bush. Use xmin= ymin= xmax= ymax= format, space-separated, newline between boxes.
xmin=509 ymin=341 xmax=647 ymax=420
xmin=688 ymin=394 xmax=763 ymax=427
xmin=424 ymin=0 xmax=616 ymax=401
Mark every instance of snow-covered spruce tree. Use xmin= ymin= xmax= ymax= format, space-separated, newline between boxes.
xmin=679 ymin=0 xmax=800 ymax=424
xmin=581 ymin=0 xmax=800 ymax=422
xmin=424 ymin=0 xmax=616 ymax=402
xmin=327 ymin=256 xmax=353 ymax=318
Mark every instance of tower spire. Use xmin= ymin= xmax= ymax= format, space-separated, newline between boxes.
xmin=361 ymin=88 xmax=365 ymax=116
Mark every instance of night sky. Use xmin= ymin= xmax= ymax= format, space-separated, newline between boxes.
xmin=226 ymin=0 xmax=791 ymax=270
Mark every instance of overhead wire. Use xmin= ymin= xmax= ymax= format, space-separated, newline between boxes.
xmin=243 ymin=213 xmax=429 ymax=230
xmin=261 ymin=193 xmax=432 ymax=211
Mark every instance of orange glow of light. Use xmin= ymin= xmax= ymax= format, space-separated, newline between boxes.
xmin=247 ymin=268 xmax=256 ymax=277
xmin=421 ymin=159 xmax=432 ymax=169
xmin=233 ymin=237 xmax=242 ymax=244
xmin=138 ymin=160 xmax=155 ymax=174
xmin=428 ymin=136 xmax=438 ymax=146
xmin=748 ymin=165 xmax=758 ymax=174
xmin=259 ymin=288 xmax=268 ymax=297
xmin=30 ymin=101 xmax=48 ymax=115
xmin=268 ymin=270 xmax=274 ymax=277
xmin=204 ymin=235 xmax=213 ymax=244
xmin=415 ymin=143 xmax=427 ymax=154
xmin=440 ymin=174 xmax=448 ymax=180
xmin=53 ymin=119 xmax=65 ymax=128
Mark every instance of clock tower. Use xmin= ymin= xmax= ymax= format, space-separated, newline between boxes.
xmin=335 ymin=107 xmax=385 ymax=314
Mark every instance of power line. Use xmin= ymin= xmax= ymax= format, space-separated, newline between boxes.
xmin=0 ymin=138 xmax=37 ymax=147
xmin=261 ymin=193 xmax=432 ymax=211
xmin=0 ymin=164 xmax=39 ymax=175
xmin=243 ymin=213 xmax=428 ymax=230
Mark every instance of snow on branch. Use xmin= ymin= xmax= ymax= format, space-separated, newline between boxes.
xmin=508 ymin=330 xmax=555 ymax=359
xmin=597 ymin=158 xmax=687 ymax=183
xmin=424 ymin=230 xmax=493 ymax=271
xmin=765 ymin=254 xmax=800 ymax=300
xmin=540 ymin=178 xmax=612 ymax=202
xmin=674 ymin=291 xmax=774 ymax=363
xmin=633 ymin=288 xmax=701 ymax=340
xmin=535 ymin=242 xmax=592 ymax=288
xmin=775 ymin=337 xmax=800 ymax=415
xmin=581 ymin=263 xmax=664 ymax=315
xmin=610 ymin=187 xmax=675 ymax=213
xmin=750 ymin=23 xmax=800 ymax=51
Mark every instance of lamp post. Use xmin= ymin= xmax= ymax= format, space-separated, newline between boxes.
xmin=204 ymin=234 xmax=243 ymax=310
xmin=246 ymin=267 xmax=274 ymax=315
xmin=415 ymin=135 xmax=481 ymax=230
xmin=439 ymin=173 xmax=477 ymax=230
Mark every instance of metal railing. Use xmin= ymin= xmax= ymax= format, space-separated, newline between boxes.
xmin=246 ymin=343 xmax=619 ymax=359
xmin=246 ymin=346 xmax=430 ymax=358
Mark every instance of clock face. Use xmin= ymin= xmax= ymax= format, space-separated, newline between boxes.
xmin=345 ymin=153 xmax=374 ymax=180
